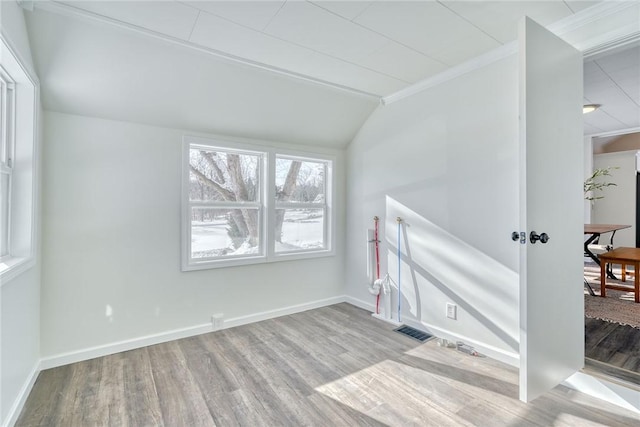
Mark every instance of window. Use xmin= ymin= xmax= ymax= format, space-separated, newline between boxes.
xmin=0 ymin=35 xmax=38 ymax=282
xmin=182 ymin=137 xmax=333 ymax=270
xmin=0 ymin=70 xmax=14 ymax=258
xmin=187 ymin=146 xmax=264 ymax=261
xmin=275 ymin=156 xmax=328 ymax=253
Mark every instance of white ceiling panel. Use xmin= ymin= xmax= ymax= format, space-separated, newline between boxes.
xmin=442 ymin=1 xmax=571 ymax=44
xmin=297 ymin=52 xmax=408 ymax=95
xmin=354 ymin=1 xmax=501 ymax=66
xmin=584 ymin=122 xmax=604 ymax=135
xmin=357 ymin=40 xmax=447 ymax=83
xmin=308 ymin=0 xmax=375 ymax=21
xmin=182 ymin=1 xmax=285 ymax=31
xmin=60 ymin=0 xmax=199 ymax=40
xmin=595 ymin=47 xmax=640 ymax=105
xmin=564 ymin=1 xmax=606 ymax=13
xmin=584 ymin=109 xmax=630 ymax=132
xmin=189 ymin=11 xmax=314 ymax=71
xmin=584 ymin=44 xmax=640 ymax=133
xmin=264 ymin=1 xmax=388 ymax=62
xmin=596 ymin=94 xmax=640 ymax=128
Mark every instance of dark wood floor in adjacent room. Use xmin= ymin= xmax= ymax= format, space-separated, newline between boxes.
xmin=16 ymin=303 xmax=640 ymax=426
xmin=585 ymin=316 xmax=640 ymax=385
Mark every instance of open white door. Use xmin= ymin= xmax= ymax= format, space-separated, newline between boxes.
xmin=518 ymin=17 xmax=584 ymax=402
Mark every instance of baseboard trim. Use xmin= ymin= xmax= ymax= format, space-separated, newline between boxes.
xmin=344 ymin=295 xmax=375 ymax=312
xmin=223 ymin=295 xmax=346 ymax=329
xmin=400 ymin=318 xmax=520 ymax=368
xmin=39 ymin=322 xmax=214 ymax=370
xmin=2 ymin=361 xmax=40 ymax=427
xmin=344 ymin=295 xmax=519 ymax=367
xmin=40 ymin=295 xmax=346 ymax=370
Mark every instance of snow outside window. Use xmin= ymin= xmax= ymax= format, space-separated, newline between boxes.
xmin=182 ymin=137 xmax=334 ymax=271
xmin=187 ymin=146 xmax=264 ymax=263
xmin=275 ymin=156 xmax=328 ymax=253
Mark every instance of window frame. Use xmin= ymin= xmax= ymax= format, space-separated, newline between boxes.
xmin=182 ymin=136 xmax=335 ymax=271
xmin=185 ymin=143 xmax=267 ymax=268
xmin=0 ymin=69 xmax=16 ymax=260
xmin=272 ymin=153 xmax=331 ymax=257
xmin=0 ymin=35 xmax=39 ymax=284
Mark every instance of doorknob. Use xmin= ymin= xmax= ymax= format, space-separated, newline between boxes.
xmin=530 ymin=231 xmax=550 ymax=244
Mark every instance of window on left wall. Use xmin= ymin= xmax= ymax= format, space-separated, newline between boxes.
xmin=0 ymin=70 xmax=15 ymax=259
xmin=0 ymin=36 xmax=38 ymax=282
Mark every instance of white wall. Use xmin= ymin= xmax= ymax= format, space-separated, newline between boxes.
xmin=41 ymin=111 xmax=346 ymax=359
xmin=584 ymin=136 xmax=593 ymax=224
xmin=0 ymin=1 xmax=41 ymax=425
xmin=346 ymin=56 xmax=520 ymax=362
xmin=592 ymin=150 xmax=637 ymax=247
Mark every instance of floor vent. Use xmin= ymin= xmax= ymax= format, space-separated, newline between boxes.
xmin=394 ymin=325 xmax=434 ymax=342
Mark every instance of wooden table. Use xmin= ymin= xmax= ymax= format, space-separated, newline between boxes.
xmin=599 ymin=247 xmax=640 ymax=303
xmin=584 ymin=224 xmax=630 ymax=265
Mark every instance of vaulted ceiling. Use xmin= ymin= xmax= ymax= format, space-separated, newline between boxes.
xmin=47 ymin=0 xmax=608 ymax=96
xmin=23 ymin=1 xmax=640 ymax=144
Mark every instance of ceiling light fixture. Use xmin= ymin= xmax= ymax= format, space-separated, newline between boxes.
xmin=583 ymin=104 xmax=600 ymax=114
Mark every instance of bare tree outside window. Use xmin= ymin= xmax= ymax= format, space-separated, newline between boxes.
xmin=183 ymin=139 xmax=332 ymax=269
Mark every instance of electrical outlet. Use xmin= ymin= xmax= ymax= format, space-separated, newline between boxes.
xmin=211 ymin=313 xmax=224 ymax=330
xmin=446 ymin=303 xmax=457 ymax=320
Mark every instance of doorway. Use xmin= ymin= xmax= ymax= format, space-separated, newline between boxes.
xmin=583 ymin=42 xmax=640 ymax=386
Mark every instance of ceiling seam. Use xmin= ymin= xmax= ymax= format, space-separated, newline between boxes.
xmin=187 ymin=10 xmax=200 ymax=42
xmin=187 ymin=8 xmax=412 ymax=86
xmin=435 ymin=0 xmax=503 ymax=45
xmin=585 ymin=94 xmax=635 ymax=129
xmin=593 ymin=61 xmax=640 ymax=109
xmin=303 ymin=1 xmax=451 ymax=69
xmin=262 ymin=0 xmax=287 ymax=31
xmin=562 ymin=0 xmax=577 ymax=15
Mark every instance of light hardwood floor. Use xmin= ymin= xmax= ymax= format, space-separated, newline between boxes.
xmin=16 ymin=303 xmax=640 ymax=426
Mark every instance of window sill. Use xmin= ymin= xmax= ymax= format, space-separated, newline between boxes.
xmin=0 ymin=256 xmax=35 ymax=286
xmin=182 ymin=248 xmax=334 ymax=271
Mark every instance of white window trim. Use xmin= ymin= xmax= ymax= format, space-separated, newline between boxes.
xmin=271 ymin=153 xmax=332 ymax=258
xmin=181 ymin=136 xmax=335 ymax=271
xmin=0 ymin=34 xmax=39 ymax=285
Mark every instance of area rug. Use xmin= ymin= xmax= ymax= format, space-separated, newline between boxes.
xmin=584 ymin=263 xmax=640 ymax=329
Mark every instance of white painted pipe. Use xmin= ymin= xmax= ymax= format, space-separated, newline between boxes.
xmin=367 ymin=229 xmax=380 ymax=295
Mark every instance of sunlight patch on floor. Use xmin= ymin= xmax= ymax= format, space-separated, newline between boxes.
xmin=315 ymin=358 xmax=520 ymax=425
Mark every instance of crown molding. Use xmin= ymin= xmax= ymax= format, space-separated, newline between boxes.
xmin=582 ymin=30 xmax=640 ymax=59
xmin=382 ymin=0 xmax=639 ymax=106
xmin=381 ymin=41 xmax=517 ymax=106
xmin=587 ymin=126 xmax=640 ymax=139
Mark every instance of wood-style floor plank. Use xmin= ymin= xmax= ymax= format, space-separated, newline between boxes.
xmin=16 ymin=303 xmax=640 ymax=426
xmin=585 ymin=316 xmax=640 ymax=386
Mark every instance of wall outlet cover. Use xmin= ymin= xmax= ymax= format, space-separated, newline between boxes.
xmin=446 ymin=303 xmax=457 ymax=320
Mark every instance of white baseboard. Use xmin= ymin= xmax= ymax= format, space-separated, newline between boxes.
xmin=2 ymin=361 xmax=40 ymax=427
xmin=39 ymin=322 xmax=214 ymax=370
xmin=344 ymin=295 xmax=375 ymax=312
xmin=40 ymin=295 xmax=346 ymax=370
xmin=344 ymin=295 xmax=519 ymax=367
xmin=223 ymin=295 xmax=345 ymax=329
xmin=401 ymin=317 xmax=520 ymax=368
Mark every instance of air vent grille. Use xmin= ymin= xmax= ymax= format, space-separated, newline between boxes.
xmin=394 ymin=325 xmax=434 ymax=342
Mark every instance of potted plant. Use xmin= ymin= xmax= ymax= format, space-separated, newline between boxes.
xmin=584 ymin=166 xmax=618 ymax=202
